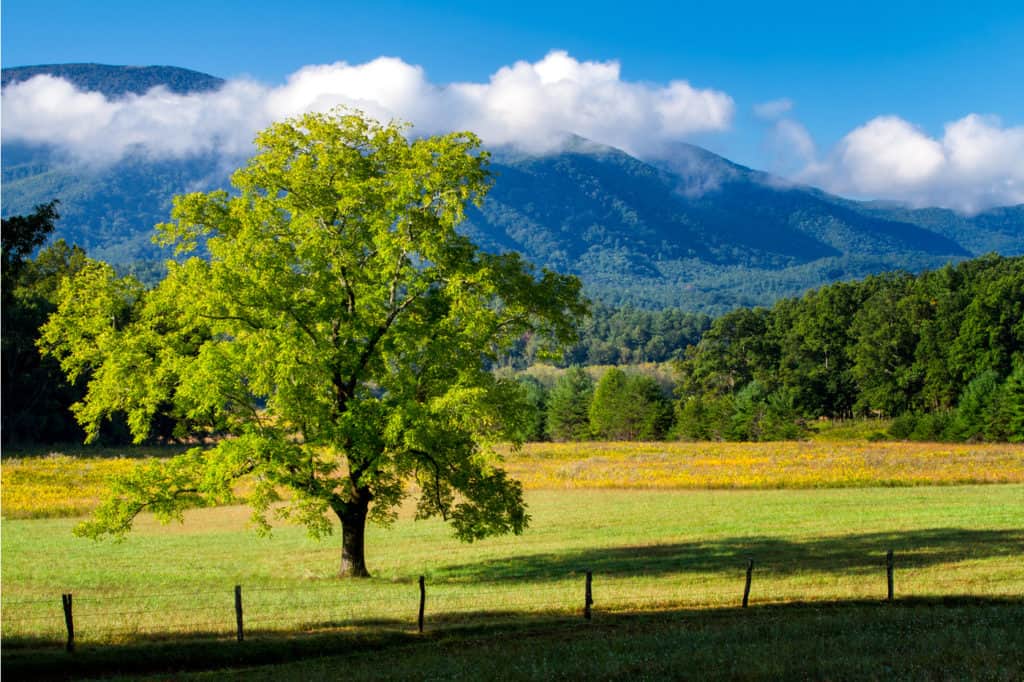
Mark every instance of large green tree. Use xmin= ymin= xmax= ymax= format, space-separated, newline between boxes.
xmin=41 ymin=110 xmax=586 ymax=577
xmin=676 ymin=307 xmax=777 ymax=398
xmin=848 ymin=273 xmax=921 ymax=416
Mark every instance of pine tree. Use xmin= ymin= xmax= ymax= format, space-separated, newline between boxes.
xmin=589 ymin=368 xmax=672 ymax=440
xmin=996 ymin=364 xmax=1024 ymax=442
xmin=546 ymin=366 xmax=594 ymax=441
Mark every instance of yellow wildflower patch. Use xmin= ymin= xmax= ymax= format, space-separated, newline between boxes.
xmin=2 ymin=441 xmax=1022 ymax=519
xmin=1 ymin=455 xmax=140 ymax=519
xmin=502 ymin=441 xmax=1024 ymax=490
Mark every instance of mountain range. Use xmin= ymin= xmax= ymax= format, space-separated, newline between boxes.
xmin=3 ymin=64 xmax=1021 ymax=313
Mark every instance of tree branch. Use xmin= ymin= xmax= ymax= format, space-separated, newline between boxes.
xmin=409 ymin=448 xmax=449 ymax=520
xmin=344 ymin=285 xmax=427 ymax=397
xmin=339 ymin=267 xmax=356 ymax=316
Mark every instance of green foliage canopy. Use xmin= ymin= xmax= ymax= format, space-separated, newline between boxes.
xmin=40 ymin=111 xmax=587 ymax=577
xmin=675 ymin=255 xmax=1024 ymax=442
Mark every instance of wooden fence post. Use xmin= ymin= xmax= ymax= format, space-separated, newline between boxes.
xmin=418 ymin=575 xmax=426 ymax=633
xmin=886 ymin=550 xmax=894 ymax=602
xmin=742 ymin=558 xmax=754 ymax=608
xmin=584 ymin=571 xmax=593 ymax=620
xmin=234 ymin=585 xmax=244 ymax=642
xmin=61 ymin=593 xmax=74 ymax=653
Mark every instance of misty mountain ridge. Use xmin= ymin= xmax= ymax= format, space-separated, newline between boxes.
xmin=1 ymin=63 xmax=224 ymax=97
xmin=2 ymin=64 xmax=1021 ymax=312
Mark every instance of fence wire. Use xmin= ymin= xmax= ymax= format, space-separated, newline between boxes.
xmin=4 ymin=553 xmax=1017 ymax=647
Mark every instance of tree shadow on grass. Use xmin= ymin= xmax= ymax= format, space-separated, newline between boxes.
xmin=436 ymin=527 xmax=1024 ymax=583
xmin=4 ymin=597 xmax=1023 ymax=681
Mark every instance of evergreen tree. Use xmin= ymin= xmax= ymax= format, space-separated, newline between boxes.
xmin=996 ymin=364 xmax=1024 ymax=442
xmin=948 ymin=371 xmax=1001 ymax=441
xmin=546 ymin=366 xmax=594 ymax=441
xmin=589 ymin=368 xmax=672 ymax=440
xmin=589 ymin=368 xmax=630 ymax=439
xmin=515 ymin=375 xmax=549 ymax=442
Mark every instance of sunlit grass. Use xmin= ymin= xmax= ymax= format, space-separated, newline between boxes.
xmin=3 ymin=443 xmax=1022 ymax=679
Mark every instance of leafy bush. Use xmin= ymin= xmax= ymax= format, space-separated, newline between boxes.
xmin=888 ymin=413 xmax=918 ymax=440
xmin=909 ymin=411 xmax=954 ymax=441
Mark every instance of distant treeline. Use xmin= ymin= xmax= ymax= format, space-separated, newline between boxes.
xmin=674 ymin=253 xmax=1023 ymax=442
xmin=511 ymin=254 xmax=1024 ymax=443
xmin=503 ymin=302 xmax=711 ymax=367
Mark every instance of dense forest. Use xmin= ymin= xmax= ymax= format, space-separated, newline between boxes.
xmin=673 ymin=254 xmax=1024 ymax=442
xmin=502 ymin=302 xmax=711 ymax=368
xmin=513 ymin=255 xmax=1022 ymax=443
xmin=2 ymin=202 xmax=90 ymax=443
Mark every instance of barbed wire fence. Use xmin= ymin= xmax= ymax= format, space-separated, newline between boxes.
xmin=0 ymin=549 xmax=918 ymax=653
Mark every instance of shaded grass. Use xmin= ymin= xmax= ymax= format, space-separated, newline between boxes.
xmin=191 ymin=599 xmax=1024 ymax=682
xmin=437 ymin=527 xmax=1024 ymax=583
xmin=5 ymin=599 xmax=1022 ymax=681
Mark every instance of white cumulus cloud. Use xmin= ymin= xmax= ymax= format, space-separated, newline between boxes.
xmin=1 ymin=51 xmax=734 ymax=163
xmin=801 ymin=114 xmax=1024 ymax=213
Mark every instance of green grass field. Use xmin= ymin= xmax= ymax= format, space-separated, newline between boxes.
xmin=3 ymin=479 xmax=1024 ymax=679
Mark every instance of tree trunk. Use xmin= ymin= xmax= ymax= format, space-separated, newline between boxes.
xmin=335 ymin=489 xmax=372 ymax=578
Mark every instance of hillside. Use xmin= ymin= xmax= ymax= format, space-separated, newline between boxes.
xmin=2 ymin=64 xmax=1021 ymax=312
xmin=467 ymin=138 xmax=986 ymax=309
xmin=1 ymin=63 xmax=224 ymax=97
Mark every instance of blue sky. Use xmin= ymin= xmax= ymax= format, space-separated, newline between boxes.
xmin=3 ymin=0 xmax=1023 ymax=210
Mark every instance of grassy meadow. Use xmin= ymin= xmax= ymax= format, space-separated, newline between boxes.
xmin=2 ymin=440 xmax=1023 ymax=679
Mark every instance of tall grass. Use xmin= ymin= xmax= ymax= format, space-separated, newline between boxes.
xmin=4 ymin=441 xmax=1022 ymax=519
xmin=503 ymin=441 xmax=1024 ymax=490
